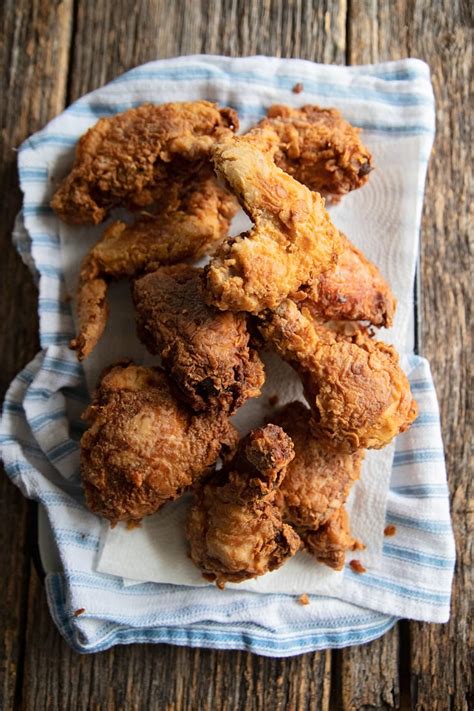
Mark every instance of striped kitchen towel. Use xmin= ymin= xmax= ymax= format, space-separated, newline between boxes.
xmin=0 ymin=56 xmax=455 ymax=656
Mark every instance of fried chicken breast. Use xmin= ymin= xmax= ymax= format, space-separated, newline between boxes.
xmin=203 ymin=130 xmax=343 ymax=313
xmin=132 ymin=265 xmax=265 ymax=413
xmin=51 ymin=101 xmax=238 ymax=224
xmin=257 ymin=104 xmax=372 ymax=200
xmin=187 ymin=424 xmax=301 ymax=587
xmin=80 ymin=362 xmax=238 ymax=524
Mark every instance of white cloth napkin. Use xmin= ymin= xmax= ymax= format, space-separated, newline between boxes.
xmin=0 ymin=56 xmax=455 ymax=656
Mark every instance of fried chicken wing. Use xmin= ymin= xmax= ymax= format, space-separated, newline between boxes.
xmin=273 ymin=402 xmax=363 ymax=528
xmin=203 ymin=130 xmax=343 ymax=313
xmin=303 ymin=508 xmax=361 ymax=570
xmin=303 ymin=232 xmax=396 ymax=328
xmin=51 ymin=101 xmax=238 ymax=224
xmin=187 ymin=424 xmax=301 ymax=587
xmin=70 ymin=169 xmax=237 ymax=360
xmin=132 ymin=265 xmax=265 ymax=413
xmin=259 ymin=300 xmax=417 ymax=450
xmin=257 ymin=104 xmax=372 ymax=200
xmin=80 ymin=362 xmax=238 ymax=524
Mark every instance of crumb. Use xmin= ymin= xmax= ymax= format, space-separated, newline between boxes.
xmin=349 ymin=559 xmax=366 ymax=574
xmin=64 ymin=292 xmax=72 ymax=303
xmin=292 ymin=82 xmax=304 ymax=94
xmin=298 ymin=593 xmax=310 ymax=605
xmin=126 ymin=519 xmax=142 ymax=530
xmin=353 ymin=539 xmax=365 ymax=551
xmin=384 ymin=524 xmax=397 ymax=537
xmin=73 ymin=608 xmax=86 ymax=617
xmin=268 ymin=394 xmax=279 ymax=407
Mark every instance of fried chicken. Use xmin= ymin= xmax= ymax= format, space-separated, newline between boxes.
xmin=70 ymin=169 xmax=237 ymax=360
xmin=256 ymin=104 xmax=372 ymax=201
xmin=272 ymin=402 xmax=363 ymax=570
xmin=303 ymin=232 xmax=396 ymax=328
xmin=273 ymin=402 xmax=363 ymax=528
xmin=132 ymin=265 xmax=265 ymax=413
xmin=203 ymin=130 xmax=343 ymax=314
xmin=259 ymin=300 xmax=417 ymax=450
xmin=303 ymin=508 xmax=362 ymax=571
xmin=80 ymin=362 xmax=238 ymax=524
xmin=187 ymin=424 xmax=301 ymax=587
xmin=51 ymin=101 xmax=238 ymax=224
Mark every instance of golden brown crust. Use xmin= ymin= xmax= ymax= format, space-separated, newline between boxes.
xmin=303 ymin=232 xmax=397 ymax=328
xmin=257 ymin=104 xmax=372 ymax=200
xmin=71 ymin=169 xmax=237 ymax=360
xmin=203 ymin=130 xmax=343 ymax=314
xmin=258 ymin=300 xmax=418 ymax=450
xmin=302 ymin=508 xmax=361 ymax=571
xmin=80 ymin=362 xmax=239 ymax=524
xmin=186 ymin=425 xmax=301 ymax=587
xmin=51 ymin=101 xmax=239 ymax=224
xmin=132 ymin=265 xmax=265 ymax=413
xmin=273 ymin=402 xmax=363 ymax=529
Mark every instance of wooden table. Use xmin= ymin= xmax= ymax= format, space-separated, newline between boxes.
xmin=1 ymin=2 xmax=471 ymax=708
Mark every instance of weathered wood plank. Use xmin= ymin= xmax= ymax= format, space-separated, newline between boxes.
xmin=0 ymin=1 xmax=73 ymax=708
xmin=18 ymin=1 xmax=346 ymax=709
xmin=23 ymin=569 xmax=332 ymax=711
xmin=347 ymin=1 xmax=472 ymax=709
xmin=67 ymin=0 xmax=347 ymax=101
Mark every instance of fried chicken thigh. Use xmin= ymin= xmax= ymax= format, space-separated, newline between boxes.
xmin=187 ymin=424 xmax=301 ymax=587
xmin=204 ymin=130 xmax=343 ymax=313
xmin=304 ymin=232 xmax=396 ymax=328
xmin=80 ymin=362 xmax=238 ymax=524
xmin=257 ymin=104 xmax=372 ymax=200
xmin=273 ymin=402 xmax=363 ymax=528
xmin=51 ymin=101 xmax=238 ymax=224
xmin=259 ymin=300 xmax=417 ymax=450
xmin=70 ymin=169 xmax=237 ymax=360
xmin=132 ymin=265 xmax=265 ymax=413
xmin=272 ymin=402 xmax=363 ymax=570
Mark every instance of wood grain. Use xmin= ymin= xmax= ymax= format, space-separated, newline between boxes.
xmin=0 ymin=1 xmax=73 ymax=708
xmin=348 ymin=1 xmax=472 ymax=709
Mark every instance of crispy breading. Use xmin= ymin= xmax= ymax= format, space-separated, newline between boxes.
xmin=80 ymin=362 xmax=238 ymax=524
xmin=187 ymin=425 xmax=301 ymax=587
xmin=258 ymin=300 xmax=417 ymax=450
xmin=257 ymin=104 xmax=372 ymax=200
xmin=70 ymin=170 xmax=237 ymax=360
xmin=51 ymin=101 xmax=238 ymax=224
xmin=273 ymin=402 xmax=363 ymax=529
xmin=203 ymin=130 xmax=343 ymax=313
xmin=303 ymin=508 xmax=361 ymax=571
xmin=132 ymin=265 xmax=265 ymax=413
xmin=303 ymin=232 xmax=396 ymax=327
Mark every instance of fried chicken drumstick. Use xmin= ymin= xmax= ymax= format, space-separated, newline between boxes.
xmin=70 ymin=168 xmax=237 ymax=360
xmin=259 ymin=300 xmax=417 ymax=450
xmin=257 ymin=104 xmax=372 ymax=201
xmin=80 ymin=362 xmax=238 ymax=524
xmin=204 ymin=130 xmax=343 ymax=313
xmin=132 ymin=264 xmax=265 ymax=413
xmin=51 ymin=101 xmax=238 ymax=224
xmin=273 ymin=402 xmax=363 ymax=570
xmin=187 ymin=424 xmax=301 ymax=587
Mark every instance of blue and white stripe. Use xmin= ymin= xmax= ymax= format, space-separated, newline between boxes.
xmin=0 ymin=56 xmax=454 ymax=656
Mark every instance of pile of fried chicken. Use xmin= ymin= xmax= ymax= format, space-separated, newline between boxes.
xmin=51 ymin=100 xmax=417 ymax=589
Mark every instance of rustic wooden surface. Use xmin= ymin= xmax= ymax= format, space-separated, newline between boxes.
xmin=0 ymin=0 xmax=471 ymax=708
